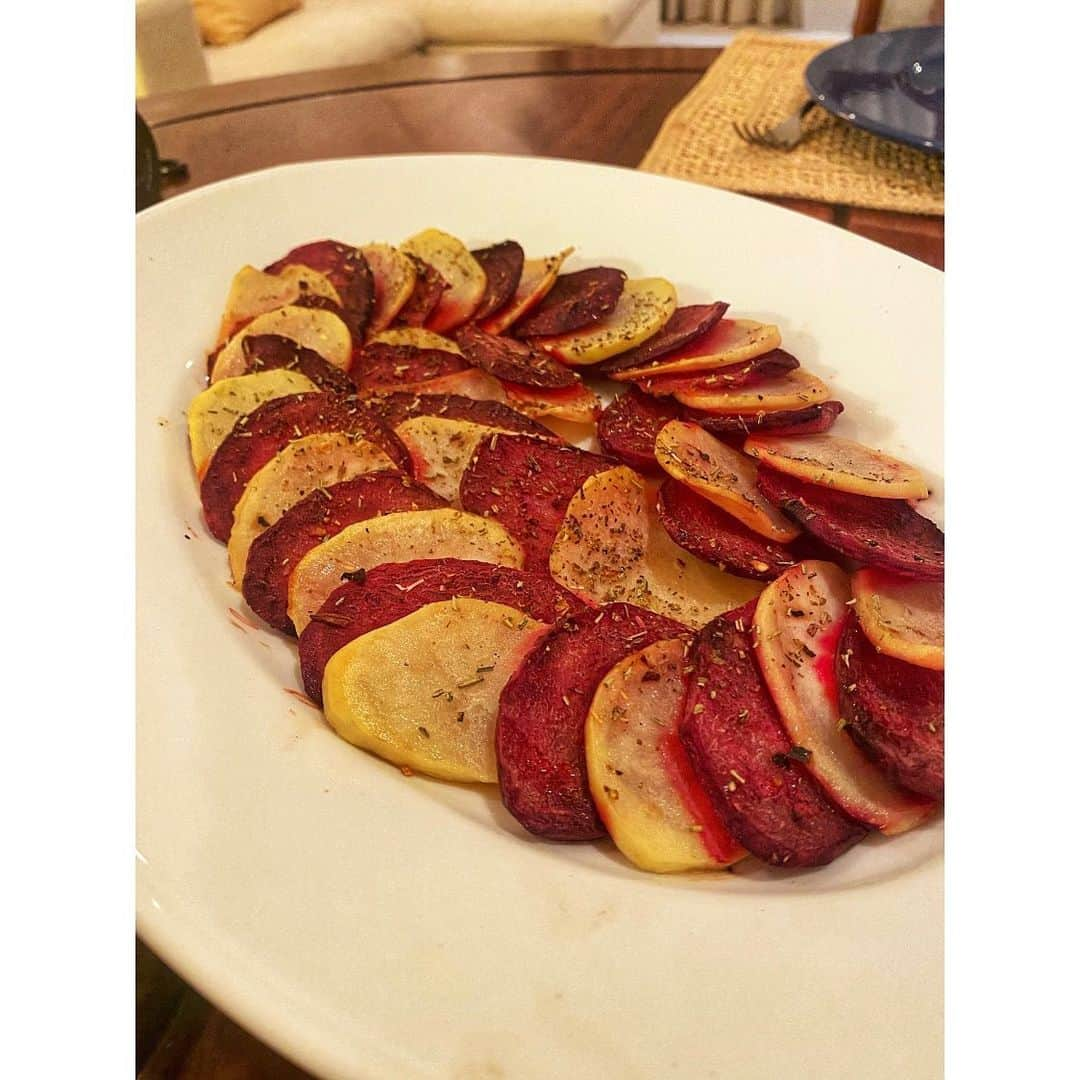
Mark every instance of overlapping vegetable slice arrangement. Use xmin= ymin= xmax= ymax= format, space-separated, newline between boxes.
xmin=186 ymin=229 xmax=944 ymax=874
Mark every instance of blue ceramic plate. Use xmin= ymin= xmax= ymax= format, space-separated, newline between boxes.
xmin=805 ymin=27 xmax=944 ymax=154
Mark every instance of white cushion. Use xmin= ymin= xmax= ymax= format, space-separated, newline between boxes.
xmin=411 ymin=0 xmax=650 ymax=46
xmin=205 ymin=0 xmax=424 ymax=84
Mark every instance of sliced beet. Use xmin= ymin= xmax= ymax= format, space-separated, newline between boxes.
xmin=242 ymin=474 xmax=446 ymax=635
xmin=595 ymin=386 xmax=683 ymax=471
xmin=394 ymin=256 xmax=447 ymax=327
xmin=199 ymin=392 xmax=410 ymax=542
xmin=455 ymin=324 xmax=577 ymax=389
xmin=366 ymin=392 xmax=557 ymax=440
xmin=497 ymin=602 xmax=689 ymax=840
xmin=636 ymin=349 xmax=800 ymax=396
xmin=298 ymin=558 xmax=589 ymax=704
xmin=351 ymin=342 xmax=469 ymax=391
xmin=679 ymin=616 xmax=867 ymax=867
xmin=240 ymin=334 xmax=356 ymax=394
xmin=657 ymin=478 xmax=798 ymax=581
xmin=598 ymin=302 xmax=730 ymax=375
xmin=513 ymin=267 xmax=626 ymax=337
xmin=459 ymin=434 xmax=614 ymax=569
xmin=756 ymin=467 xmax=944 ymax=580
xmin=691 ymin=401 xmax=845 ymax=437
xmin=471 ymin=241 xmax=524 ymax=320
xmin=837 ymin=613 xmax=944 ymax=800
xmin=264 ymin=240 xmax=374 ymax=341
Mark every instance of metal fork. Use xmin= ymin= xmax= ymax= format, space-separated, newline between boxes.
xmin=732 ymin=99 xmax=818 ymax=151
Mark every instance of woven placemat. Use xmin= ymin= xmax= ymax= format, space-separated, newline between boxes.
xmin=640 ymin=30 xmax=944 ymax=215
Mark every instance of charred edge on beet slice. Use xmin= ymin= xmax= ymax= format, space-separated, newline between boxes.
xmin=394 ymin=256 xmax=448 ymax=327
xmin=637 ymin=349 xmax=800 ymax=395
xmin=598 ymin=302 xmax=731 ymax=375
xmin=242 ymin=474 xmax=447 ymax=635
xmin=240 ymin=334 xmax=357 ymax=394
xmin=455 ymin=324 xmax=577 ymax=389
xmin=836 ymin=613 xmax=944 ymax=800
xmin=299 ymin=559 xmax=589 ymax=704
xmin=366 ymin=392 xmax=559 ymax=439
xmin=513 ymin=267 xmax=627 ymax=337
xmin=595 ymin=386 xmax=683 ymax=471
xmin=496 ymin=603 xmax=690 ymax=841
xmin=199 ymin=392 xmax=411 ymax=542
xmin=690 ymin=401 xmax=845 ymax=438
xmin=352 ymin=342 xmax=470 ymax=390
xmin=459 ymin=434 xmax=614 ymax=570
xmin=679 ymin=617 xmax=867 ymax=867
xmin=756 ymin=467 xmax=944 ymax=580
xmin=470 ymin=241 xmax=525 ymax=320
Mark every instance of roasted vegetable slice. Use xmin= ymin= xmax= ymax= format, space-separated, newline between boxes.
xmin=512 ymin=267 xmax=626 ymax=337
xmin=598 ymin=302 xmax=729 ymax=376
xmin=851 ymin=568 xmax=944 ymax=670
xmin=596 ymin=387 xmax=683 ymax=472
xmin=400 ymin=228 xmax=487 ymax=332
xmin=502 ymin=382 xmax=601 ymax=424
xmin=470 ymin=240 xmax=525 ymax=320
xmin=240 ymin=334 xmax=356 ymax=394
xmin=635 ymin=349 xmax=799 ymax=396
xmin=366 ymin=392 xmax=557 ymax=440
xmin=478 ymin=249 xmax=572 ymax=335
xmin=217 ymin=264 xmax=341 ymax=344
xmin=674 ymin=369 xmax=830 ymax=414
xmin=369 ymin=327 xmax=462 ymax=354
xmin=455 ymin=324 xmax=577 ymax=388
xmin=693 ymin=400 xmax=844 ymax=438
xmin=359 ymin=243 xmax=417 ymax=333
xmin=352 ymin=342 xmax=469 ymax=392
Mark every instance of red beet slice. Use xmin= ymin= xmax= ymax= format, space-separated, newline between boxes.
xmin=459 ymin=434 xmax=614 ymax=570
xmin=298 ymin=558 xmax=589 ymax=704
xmin=837 ymin=613 xmax=944 ymax=800
xmin=595 ymin=386 xmax=683 ymax=471
xmin=240 ymin=334 xmax=357 ymax=394
xmin=679 ymin=616 xmax=867 ymax=867
xmin=497 ymin=602 xmax=689 ymax=840
xmin=455 ymin=324 xmax=577 ymax=389
xmin=691 ymin=401 xmax=845 ymax=437
xmin=242 ymin=474 xmax=447 ymax=635
xmin=264 ymin=240 xmax=374 ymax=341
xmin=636 ymin=349 xmax=800 ymax=396
xmin=471 ymin=241 xmax=524 ymax=320
xmin=598 ymin=302 xmax=730 ymax=375
xmin=200 ymin=392 xmax=410 ymax=542
xmin=351 ymin=342 xmax=469 ymax=391
xmin=756 ymin=467 xmax=944 ymax=580
xmin=513 ymin=267 xmax=626 ymax=337
xmin=657 ymin=478 xmax=798 ymax=581
xmin=366 ymin=392 xmax=557 ymax=440
xmin=394 ymin=256 xmax=447 ymax=327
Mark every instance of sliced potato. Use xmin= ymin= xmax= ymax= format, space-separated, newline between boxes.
xmin=368 ymin=326 xmax=463 ymax=354
xmin=217 ymin=264 xmax=341 ymax=344
xmin=503 ymin=382 xmax=601 ymax=424
xmin=549 ymin=466 xmax=761 ymax=628
xmin=227 ymin=432 xmax=394 ymax=585
xmin=533 ymin=278 xmax=678 ymax=366
xmin=586 ymin=638 xmax=745 ymax=873
xmin=288 ymin=508 xmax=523 ymax=634
xmin=609 ymin=319 xmax=781 ymax=382
xmin=360 ymin=243 xmax=417 ymax=333
xmin=187 ymin=369 xmax=318 ymax=479
xmin=323 ymin=598 xmax=548 ymax=782
xmin=754 ymin=561 xmax=936 ymax=835
xmin=376 ymin=368 xmax=508 ymax=404
xmin=673 ymin=369 xmax=829 ymax=414
xmin=212 ymin=305 xmax=352 ymax=382
xmin=400 ymin=228 xmax=486 ymax=332
xmin=478 ymin=249 xmax=573 ymax=335
xmin=744 ymin=434 xmax=930 ymax=500
xmin=654 ymin=420 xmax=800 ymax=543
xmin=851 ymin=568 xmax=944 ymax=671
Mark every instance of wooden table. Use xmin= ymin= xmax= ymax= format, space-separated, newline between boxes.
xmin=137 ymin=45 xmax=944 ymax=1079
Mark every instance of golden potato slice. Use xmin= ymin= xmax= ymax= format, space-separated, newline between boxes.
xmin=212 ymin=306 xmax=352 ymax=382
xmin=502 ymin=383 xmax=601 ymax=424
xmin=754 ymin=561 xmax=936 ymax=834
xmin=288 ymin=508 xmax=523 ymax=634
xmin=323 ymin=599 xmax=548 ymax=783
xmin=478 ymin=249 xmax=573 ymax=335
xmin=852 ymin=568 xmax=944 ymax=671
xmin=609 ymin=319 xmax=782 ymax=382
xmin=368 ymin=327 xmax=463 ymax=354
xmin=673 ymin=369 xmax=830 ymax=414
xmin=654 ymin=420 xmax=801 ymax=543
xmin=227 ymin=432 xmax=394 ymax=585
xmin=394 ymin=415 xmax=522 ymax=504
xmin=743 ymin=434 xmax=930 ymax=500
xmin=585 ymin=638 xmax=745 ymax=873
xmin=377 ymin=368 xmax=508 ymax=404
xmin=533 ymin=278 xmax=678 ymax=366
xmin=549 ymin=466 xmax=760 ymax=628
xmin=187 ymin=369 xmax=318 ymax=479
xmin=217 ymin=264 xmax=341 ymax=344
xmin=400 ymin=228 xmax=486 ymax=332
xmin=360 ymin=243 xmax=417 ymax=333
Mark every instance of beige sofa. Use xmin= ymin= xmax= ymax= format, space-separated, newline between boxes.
xmin=136 ymin=0 xmax=658 ymax=95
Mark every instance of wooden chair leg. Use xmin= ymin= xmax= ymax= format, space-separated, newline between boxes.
xmin=852 ymin=0 xmax=883 ymax=35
